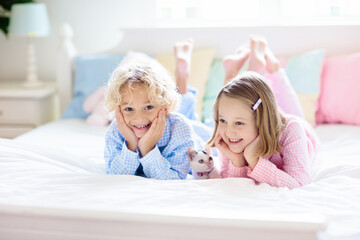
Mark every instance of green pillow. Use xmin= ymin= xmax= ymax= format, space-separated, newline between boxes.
xmin=285 ymin=49 xmax=326 ymax=124
xmin=285 ymin=49 xmax=325 ymax=94
xmin=202 ymin=59 xmax=225 ymax=123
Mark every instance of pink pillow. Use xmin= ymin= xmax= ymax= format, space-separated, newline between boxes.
xmin=316 ymin=52 xmax=360 ymax=125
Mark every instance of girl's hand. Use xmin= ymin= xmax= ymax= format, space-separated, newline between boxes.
xmin=138 ymin=109 xmax=167 ymax=156
xmin=244 ymin=135 xmax=261 ymax=170
xmin=215 ymin=134 xmax=246 ymax=168
xmin=116 ymin=106 xmax=138 ymax=152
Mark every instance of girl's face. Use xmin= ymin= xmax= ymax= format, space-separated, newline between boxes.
xmin=218 ymin=95 xmax=258 ymax=153
xmin=120 ymin=84 xmax=164 ymax=138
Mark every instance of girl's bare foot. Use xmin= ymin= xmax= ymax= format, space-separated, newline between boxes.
xmin=248 ymin=35 xmax=267 ymax=73
xmin=223 ymin=45 xmax=250 ymax=84
xmin=265 ymin=47 xmax=280 ymax=73
xmin=174 ymin=38 xmax=194 ymax=94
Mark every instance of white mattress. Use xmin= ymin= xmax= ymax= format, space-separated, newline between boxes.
xmin=1 ymin=119 xmax=360 ymax=240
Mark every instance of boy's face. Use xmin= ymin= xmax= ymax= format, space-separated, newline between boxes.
xmin=217 ymin=95 xmax=258 ymax=154
xmin=120 ymin=84 xmax=163 ymax=138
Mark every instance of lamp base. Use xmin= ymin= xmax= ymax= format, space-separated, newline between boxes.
xmin=23 ymin=38 xmax=43 ymax=88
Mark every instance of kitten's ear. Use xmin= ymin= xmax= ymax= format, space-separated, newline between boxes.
xmin=205 ymin=147 xmax=211 ymax=155
xmin=188 ymin=147 xmax=197 ymax=161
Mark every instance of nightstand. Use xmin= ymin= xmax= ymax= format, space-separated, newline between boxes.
xmin=0 ymin=82 xmax=56 ymax=139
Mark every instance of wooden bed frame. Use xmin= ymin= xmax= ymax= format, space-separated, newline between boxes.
xmin=0 ymin=23 xmax=328 ymax=240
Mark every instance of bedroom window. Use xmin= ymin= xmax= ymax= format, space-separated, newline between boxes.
xmin=155 ymin=0 xmax=360 ymax=27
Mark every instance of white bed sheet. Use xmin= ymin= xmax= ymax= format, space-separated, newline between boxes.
xmin=1 ymin=119 xmax=360 ymax=240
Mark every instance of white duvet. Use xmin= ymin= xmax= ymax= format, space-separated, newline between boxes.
xmin=1 ymin=119 xmax=360 ymax=240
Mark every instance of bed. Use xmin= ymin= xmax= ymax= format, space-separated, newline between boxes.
xmin=1 ymin=24 xmax=360 ymax=240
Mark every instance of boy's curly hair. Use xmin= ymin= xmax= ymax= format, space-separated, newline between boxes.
xmin=105 ymin=52 xmax=180 ymax=113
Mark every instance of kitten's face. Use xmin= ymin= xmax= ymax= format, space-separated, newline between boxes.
xmin=188 ymin=148 xmax=214 ymax=172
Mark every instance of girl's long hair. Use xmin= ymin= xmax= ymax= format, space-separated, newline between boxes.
xmin=207 ymin=71 xmax=286 ymax=158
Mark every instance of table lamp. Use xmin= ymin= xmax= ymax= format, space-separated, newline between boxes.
xmin=9 ymin=3 xmax=50 ymax=87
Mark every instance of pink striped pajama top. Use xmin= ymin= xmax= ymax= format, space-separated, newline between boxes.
xmin=218 ymin=69 xmax=319 ymax=189
xmin=219 ymin=115 xmax=318 ymax=188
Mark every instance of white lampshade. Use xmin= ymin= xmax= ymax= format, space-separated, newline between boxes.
xmin=9 ymin=3 xmax=50 ymax=37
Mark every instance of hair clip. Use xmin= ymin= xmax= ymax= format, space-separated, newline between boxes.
xmin=251 ymin=98 xmax=262 ymax=111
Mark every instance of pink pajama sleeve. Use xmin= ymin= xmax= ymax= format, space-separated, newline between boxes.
xmin=218 ymin=151 xmax=250 ymax=178
xmin=247 ymin=119 xmax=312 ymax=188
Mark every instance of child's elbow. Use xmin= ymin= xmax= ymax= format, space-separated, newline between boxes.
xmin=173 ymin=170 xmax=187 ymax=180
xmin=295 ymin=174 xmax=311 ymax=188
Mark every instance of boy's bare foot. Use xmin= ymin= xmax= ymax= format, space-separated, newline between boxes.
xmin=223 ymin=45 xmax=250 ymax=84
xmin=174 ymin=38 xmax=194 ymax=94
xmin=248 ymin=35 xmax=267 ymax=73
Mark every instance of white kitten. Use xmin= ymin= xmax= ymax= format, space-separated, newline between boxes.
xmin=188 ymin=147 xmax=220 ymax=179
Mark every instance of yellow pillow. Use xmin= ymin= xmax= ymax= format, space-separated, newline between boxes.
xmin=155 ymin=48 xmax=216 ymax=120
xmin=297 ymin=93 xmax=318 ymax=125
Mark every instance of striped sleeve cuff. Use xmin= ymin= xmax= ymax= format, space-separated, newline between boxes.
xmin=227 ymin=162 xmax=250 ymax=177
xmin=139 ymin=146 xmax=175 ymax=179
xmin=247 ymin=157 xmax=275 ymax=182
xmin=139 ymin=146 xmax=163 ymax=167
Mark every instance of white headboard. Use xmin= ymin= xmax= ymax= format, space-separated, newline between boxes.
xmin=56 ymin=23 xmax=360 ymax=116
xmin=57 ymin=23 xmax=77 ymax=115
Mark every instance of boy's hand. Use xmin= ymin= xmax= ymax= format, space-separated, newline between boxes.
xmin=138 ymin=109 xmax=167 ymax=156
xmin=215 ymin=134 xmax=246 ymax=168
xmin=116 ymin=106 xmax=138 ymax=152
xmin=244 ymin=135 xmax=261 ymax=170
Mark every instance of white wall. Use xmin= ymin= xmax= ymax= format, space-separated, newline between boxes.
xmin=0 ymin=0 xmax=157 ymax=82
xmin=1 ymin=0 xmax=360 ymax=83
